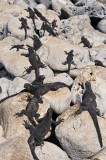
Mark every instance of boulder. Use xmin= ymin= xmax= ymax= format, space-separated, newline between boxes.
xmin=90 ymin=45 xmax=106 ymax=67
xmin=0 ymin=137 xmax=34 ymax=160
xmin=0 ymin=50 xmax=54 ymax=82
xmin=43 ymin=87 xmax=71 ymax=114
xmin=35 ymin=141 xmax=71 ymax=160
xmin=71 ymin=66 xmax=106 ymax=118
xmin=0 ymin=92 xmax=29 ymax=140
xmin=97 ymin=19 xmax=106 ymax=34
xmin=0 ymin=92 xmax=51 ymax=140
xmin=82 ymin=27 xmax=106 ymax=47
xmin=0 ymin=36 xmax=20 ymax=52
xmin=38 ymin=37 xmax=92 ymax=71
xmin=58 ymin=14 xmax=91 ymax=45
xmin=55 ymin=104 xmax=106 ymax=160
xmin=8 ymin=16 xmax=34 ymax=40
xmin=13 ymin=0 xmax=37 ymax=8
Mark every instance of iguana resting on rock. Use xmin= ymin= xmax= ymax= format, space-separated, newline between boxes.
xmin=74 ymin=81 xmax=103 ymax=148
xmin=23 ymin=108 xmax=63 ymax=160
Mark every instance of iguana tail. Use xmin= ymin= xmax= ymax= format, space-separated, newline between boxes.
xmin=89 ymin=109 xmax=103 ymax=148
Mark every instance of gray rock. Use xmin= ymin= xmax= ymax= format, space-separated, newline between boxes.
xmin=13 ymin=0 xmax=37 ymax=8
xmin=0 ymin=92 xmax=51 ymax=140
xmin=91 ymin=147 xmax=106 ymax=160
xmin=52 ymin=0 xmax=106 ymax=19
xmin=0 ymin=126 xmax=3 ymax=139
xmin=8 ymin=77 xmax=29 ymax=96
xmin=52 ymin=0 xmax=75 ymax=15
xmin=35 ymin=141 xmax=71 ymax=160
xmin=97 ymin=19 xmax=106 ymax=33
xmin=71 ymin=66 xmax=106 ymax=118
xmin=37 ymin=98 xmax=50 ymax=120
xmin=90 ymin=45 xmax=106 ymax=66
xmin=8 ymin=16 xmax=35 ymax=40
xmin=98 ymin=0 xmax=106 ymax=5
xmin=82 ymin=27 xmax=106 ymax=47
xmin=0 ymin=77 xmax=12 ymax=101
xmin=0 ymin=4 xmax=25 ymax=17
xmin=0 ymin=36 xmax=20 ymax=52
xmin=55 ymin=104 xmax=106 ymax=160
xmin=58 ymin=15 xmax=91 ymax=45
xmin=0 ymin=13 xmax=13 ymax=40
xmin=36 ymin=4 xmax=47 ymax=10
xmin=0 ymin=92 xmax=29 ymax=140
xmin=0 ymin=137 xmax=34 ymax=160
xmin=0 ymin=50 xmax=54 ymax=82
xmin=0 ymin=50 xmax=31 ymax=77
xmin=36 ymin=0 xmax=52 ymax=8
xmin=38 ymin=37 xmax=92 ymax=71
xmin=74 ymin=0 xmax=106 ymax=19
xmin=43 ymin=87 xmax=71 ymax=114
xmin=69 ymin=69 xmax=81 ymax=78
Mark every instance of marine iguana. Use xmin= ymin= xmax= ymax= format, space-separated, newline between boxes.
xmin=34 ymin=8 xmax=50 ymax=25
xmin=74 ymin=81 xmax=103 ymax=148
xmin=31 ymin=35 xmax=42 ymax=51
xmin=23 ymin=108 xmax=63 ymax=160
xmin=62 ymin=50 xmax=76 ymax=74
xmin=10 ymin=44 xmax=25 ymax=51
xmin=94 ymin=60 xmax=105 ymax=68
xmin=0 ymin=86 xmax=2 ymax=93
xmin=24 ymin=83 xmax=43 ymax=103
xmin=19 ymin=17 xmax=29 ymax=39
xmin=25 ymin=7 xmax=37 ymax=33
xmin=51 ymin=19 xmax=58 ymax=35
xmin=41 ymin=21 xmax=57 ymax=37
xmin=24 ymin=81 xmax=70 ymax=100
xmin=15 ymin=95 xmax=40 ymax=126
xmin=22 ymin=45 xmax=46 ymax=80
xmin=34 ymin=8 xmax=57 ymax=36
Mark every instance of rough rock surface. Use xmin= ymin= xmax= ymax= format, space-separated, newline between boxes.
xmin=0 ymin=125 xmax=6 ymax=144
xmin=91 ymin=147 xmax=106 ymax=160
xmin=58 ymin=14 xmax=91 ymax=45
xmin=97 ymin=19 xmax=106 ymax=33
xmin=0 ymin=92 xmax=51 ymax=140
xmin=38 ymin=37 xmax=92 ymax=71
xmin=0 ymin=92 xmax=29 ymax=140
xmin=35 ymin=141 xmax=71 ymax=160
xmin=0 ymin=137 xmax=34 ymax=160
xmin=8 ymin=16 xmax=34 ymax=40
xmin=0 ymin=36 xmax=20 ymax=52
xmin=0 ymin=50 xmax=54 ymax=82
xmin=13 ymin=0 xmax=37 ymax=8
xmin=0 ymin=0 xmax=106 ymax=159
xmin=0 ymin=77 xmax=12 ymax=101
xmin=43 ymin=87 xmax=71 ymax=114
xmin=90 ymin=45 xmax=106 ymax=66
xmin=8 ymin=77 xmax=30 ymax=96
xmin=71 ymin=66 xmax=106 ymax=118
xmin=55 ymin=104 xmax=106 ymax=160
